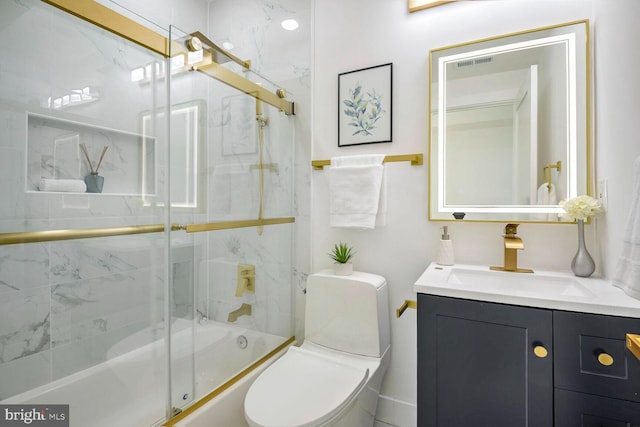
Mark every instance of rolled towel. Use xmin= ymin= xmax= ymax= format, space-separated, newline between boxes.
xmin=38 ymin=178 xmax=87 ymax=193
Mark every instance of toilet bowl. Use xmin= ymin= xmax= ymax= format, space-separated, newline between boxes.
xmin=244 ymin=270 xmax=391 ymax=427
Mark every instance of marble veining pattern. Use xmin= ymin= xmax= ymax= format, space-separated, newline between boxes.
xmin=0 ymin=0 xmax=307 ymax=408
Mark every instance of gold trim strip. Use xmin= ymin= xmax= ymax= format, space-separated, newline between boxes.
xmin=163 ymin=336 xmax=296 ymax=426
xmin=184 ymin=217 xmax=295 ymax=233
xmin=311 ymin=153 xmax=423 ymax=170
xmin=41 ymin=0 xmax=169 ymax=56
xmin=409 ymin=0 xmax=455 ymax=13
xmin=195 ymin=62 xmax=295 ymax=115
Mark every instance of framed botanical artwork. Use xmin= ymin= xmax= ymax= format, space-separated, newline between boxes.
xmin=338 ymin=63 xmax=392 ymax=146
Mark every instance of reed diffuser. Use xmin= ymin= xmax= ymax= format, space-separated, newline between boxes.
xmin=80 ymin=143 xmax=108 ymax=193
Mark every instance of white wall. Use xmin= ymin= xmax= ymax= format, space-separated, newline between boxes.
xmin=312 ymin=1 xmax=640 ymax=425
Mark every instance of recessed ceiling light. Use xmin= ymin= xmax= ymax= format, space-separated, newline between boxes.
xmin=222 ymin=41 xmax=234 ymax=50
xmin=281 ymin=19 xmax=299 ymax=31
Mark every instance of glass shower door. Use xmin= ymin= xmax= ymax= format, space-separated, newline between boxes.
xmin=0 ymin=1 xmax=170 ymax=426
xmin=166 ymin=25 xmax=296 ymax=416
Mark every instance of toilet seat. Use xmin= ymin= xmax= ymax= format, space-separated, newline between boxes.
xmin=244 ymin=346 xmax=369 ymax=427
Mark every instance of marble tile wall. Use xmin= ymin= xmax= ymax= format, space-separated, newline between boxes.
xmin=0 ymin=0 xmax=310 ymax=405
xmin=0 ymin=0 xmax=170 ymax=400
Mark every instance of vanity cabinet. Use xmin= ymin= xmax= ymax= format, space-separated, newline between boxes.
xmin=553 ymin=311 xmax=640 ymax=425
xmin=417 ymin=294 xmax=640 ymax=427
xmin=417 ymin=294 xmax=553 ymax=426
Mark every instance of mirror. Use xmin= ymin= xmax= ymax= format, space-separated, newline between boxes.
xmin=429 ymin=20 xmax=590 ymax=222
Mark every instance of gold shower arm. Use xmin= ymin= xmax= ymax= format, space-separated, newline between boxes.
xmin=311 ymin=153 xmax=423 ymax=170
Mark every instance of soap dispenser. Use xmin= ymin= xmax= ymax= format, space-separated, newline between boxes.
xmin=436 ymin=226 xmax=455 ymax=266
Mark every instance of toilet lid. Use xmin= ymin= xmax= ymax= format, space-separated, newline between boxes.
xmin=245 ymin=346 xmax=369 ymax=427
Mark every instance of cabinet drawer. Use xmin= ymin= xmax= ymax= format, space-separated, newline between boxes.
xmin=555 ymin=388 xmax=640 ymax=426
xmin=554 ymin=310 xmax=640 ymax=402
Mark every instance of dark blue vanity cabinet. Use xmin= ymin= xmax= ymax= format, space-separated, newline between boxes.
xmin=417 ymin=294 xmax=640 ymax=427
xmin=417 ymin=294 xmax=553 ymax=426
xmin=553 ymin=311 xmax=640 ymax=426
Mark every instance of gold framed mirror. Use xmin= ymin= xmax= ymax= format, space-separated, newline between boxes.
xmin=428 ymin=20 xmax=591 ymax=222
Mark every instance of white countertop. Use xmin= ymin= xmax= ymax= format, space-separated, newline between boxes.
xmin=414 ymin=262 xmax=640 ymax=318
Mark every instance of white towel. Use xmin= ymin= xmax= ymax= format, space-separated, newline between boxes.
xmin=38 ymin=178 xmax=87 ymax=193
xmin=535 ymin=183 xmax=558 ymax=221
xmin=612 ymin=156 xmax=640 ymax=300
xmin=328 ymin=154 xmax=386 ymax=229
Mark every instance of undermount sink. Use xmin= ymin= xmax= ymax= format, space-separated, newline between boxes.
xmin=445 ymin=266 xmax=594 ymax=298
xmin=413 ymin=262 xmax=640 ymax=317
xmin=414 ymin=263 xmax=597 ymax=302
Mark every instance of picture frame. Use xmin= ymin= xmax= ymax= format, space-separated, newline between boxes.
xmin=338 ymin=63 xmax=392 ymax=147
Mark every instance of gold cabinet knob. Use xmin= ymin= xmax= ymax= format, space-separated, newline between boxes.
xmin=533 ymin=345 xmax=548 ymax=358
xmin=597 ymin=352 xmax=614 ymax=366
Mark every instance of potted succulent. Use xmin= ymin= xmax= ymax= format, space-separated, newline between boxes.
xmin=329 ymin=242 xmax=355 ymax=276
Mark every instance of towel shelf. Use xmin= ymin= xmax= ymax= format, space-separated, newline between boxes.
xmin=311 ymin=153 xmax=423 ymax=170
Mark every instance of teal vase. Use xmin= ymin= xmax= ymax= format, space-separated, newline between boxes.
xmin=84 ymin=173 xmax=104 ymax=193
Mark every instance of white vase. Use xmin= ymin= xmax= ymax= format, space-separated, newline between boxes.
xmin=333 ymin=263 xmax=353 ymax=276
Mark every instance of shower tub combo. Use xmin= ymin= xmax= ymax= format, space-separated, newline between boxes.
xmin=4 ymin=320 xmax=291 ymax=426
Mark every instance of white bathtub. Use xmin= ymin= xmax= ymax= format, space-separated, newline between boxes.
xmin=2 ymin=319 xmax=290 ymax=427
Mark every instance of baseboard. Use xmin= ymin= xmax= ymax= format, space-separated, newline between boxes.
xmin=375 ymin=394 xmax=417 ymax=427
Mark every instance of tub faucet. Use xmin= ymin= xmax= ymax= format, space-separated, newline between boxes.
xmin=227 ymin=303 xmax=252 ymax=323
xmin=490 ymin=224 xmax=534 ymax=273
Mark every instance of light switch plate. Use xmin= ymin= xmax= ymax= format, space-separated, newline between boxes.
xmin=597 ymin=179 xmax=608 ymax=212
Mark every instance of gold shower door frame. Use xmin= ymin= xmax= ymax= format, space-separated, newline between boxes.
xmin=29 ymin=1 xmax=297 ymax=425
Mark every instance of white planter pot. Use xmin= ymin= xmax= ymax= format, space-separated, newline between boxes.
xmin=333 ymin=263 xmax=353 ymax=276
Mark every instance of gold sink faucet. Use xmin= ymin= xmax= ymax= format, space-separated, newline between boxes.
xmin=490 ymin=224 xmax=534 ymax=273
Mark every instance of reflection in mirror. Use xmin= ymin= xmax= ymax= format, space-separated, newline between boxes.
xmin=429 ymin=20 xmax=590 ymax=222
xmin=142 ymin=100 xmax=205 ymax=209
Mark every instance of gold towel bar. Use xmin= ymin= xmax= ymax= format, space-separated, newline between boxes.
xmin=396 ymin=299 xmax=417 ymax=318
xmin=184 ymin=217 xmax=294 ymax=233
xmin=311 ymin=153 xmax=423 ymax=170
xmin=0 ymin=217 xmax=295 ymax=246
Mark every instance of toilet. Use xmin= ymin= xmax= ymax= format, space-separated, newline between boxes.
xmin=244 ymin=270 xmax=391 ymax=427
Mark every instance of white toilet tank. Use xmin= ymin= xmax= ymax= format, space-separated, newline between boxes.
xmin=305 ymin=270 xmax=390 ymax=357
